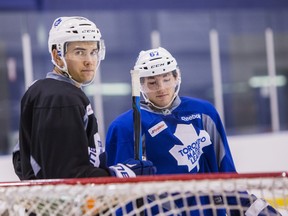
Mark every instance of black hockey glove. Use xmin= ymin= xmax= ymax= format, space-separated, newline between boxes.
xmin=109 ymin=158 xmax=157 ymax=178
xmin=12 ymin=148 xmax=23 ymax=180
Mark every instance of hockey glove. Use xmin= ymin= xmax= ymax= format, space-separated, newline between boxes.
xmin=244 ymin=194 xmax=281 ymax=216
xmin=109 ymin=158 xmax=157 ymax=178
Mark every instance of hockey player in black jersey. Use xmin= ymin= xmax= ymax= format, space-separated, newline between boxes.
xmin=12 ymin=16 xmax=156 ymax=180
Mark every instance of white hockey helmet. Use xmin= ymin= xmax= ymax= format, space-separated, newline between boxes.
xmin=134 ymin=47 xmax=181 ymax=109
xmin=48 ymin=16 xmax=105 ymax=60
xmin=134 ymin=47 xmax=178 ymax=78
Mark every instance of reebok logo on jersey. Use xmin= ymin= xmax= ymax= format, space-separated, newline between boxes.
xmin=148 ymin=121 xmax=168 ymax=137
xmin=169 ymin=124 xmax=212 ymax=172
xmin=181 ymin=114 xmax=201 ymax=121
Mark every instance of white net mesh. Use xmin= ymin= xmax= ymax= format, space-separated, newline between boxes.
xmin=0 ymin=172 xmax=287 ymax=216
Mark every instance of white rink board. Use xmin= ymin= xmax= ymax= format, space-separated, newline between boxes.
xmin=0 ymin=131 xmax=288 ymax=182
xmin=228 ymin=131 xmax=288 ymax=173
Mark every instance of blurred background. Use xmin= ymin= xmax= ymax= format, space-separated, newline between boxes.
xmin=1 ymin=0 xmax=288 ymax=180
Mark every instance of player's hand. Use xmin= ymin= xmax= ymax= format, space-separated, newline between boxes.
xmin=109 ymin=158 xmax=157 ymax=178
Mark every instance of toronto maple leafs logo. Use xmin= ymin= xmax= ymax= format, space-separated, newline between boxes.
xmin=169 ymin=124 xmax=212 ymax=172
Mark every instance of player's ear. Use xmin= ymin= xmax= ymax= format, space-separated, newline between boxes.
xmin=52 ymin=49 xmax=64 ymax=67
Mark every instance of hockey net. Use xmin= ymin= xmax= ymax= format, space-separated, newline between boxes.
xmin=0 ymin=172 xmax=287 ymax=216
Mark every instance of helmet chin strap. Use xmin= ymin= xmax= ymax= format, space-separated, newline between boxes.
xmin=81 ymin=60 xmax=101 ymax=87
xmin=144 ymin=92 xmax=178 ymax=110
xmin=52 ymin=57 xmax=100 ymax=87
xmin=51 ymin=57 xmax=81 ymax=87
xmin=142 ymin=77 xmax=181 ymax=110
xmin=142 ymin=86 xmax=180 ymax=111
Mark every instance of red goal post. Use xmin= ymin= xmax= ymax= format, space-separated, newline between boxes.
xmin=0 ymin=172 xmax=287 ymax=216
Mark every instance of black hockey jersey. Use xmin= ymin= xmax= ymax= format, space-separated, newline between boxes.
xmin=17 ymin=72 xmax=109 ymax=179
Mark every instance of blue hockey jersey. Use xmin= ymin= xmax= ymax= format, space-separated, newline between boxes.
xmin=106 ymin=96 xmax=280 ymax=216
xmin=106 ymin=96 xmax=236 ymax=174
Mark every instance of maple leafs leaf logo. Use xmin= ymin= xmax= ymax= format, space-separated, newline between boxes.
xmin=169 ymin=124 xmax=212 ymax=172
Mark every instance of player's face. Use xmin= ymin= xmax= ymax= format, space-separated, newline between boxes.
xmin=64 ymin=41 xmax=99 ymax=84
xmin=142 ymin=72 xmax=177 ymax=107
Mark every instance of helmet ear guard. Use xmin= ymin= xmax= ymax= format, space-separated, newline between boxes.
xmin=98 ymin=39 xmax=106 ymax=60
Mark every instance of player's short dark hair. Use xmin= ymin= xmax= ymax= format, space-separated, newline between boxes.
xmin=140 ymin=69 xmax=177 ymax=84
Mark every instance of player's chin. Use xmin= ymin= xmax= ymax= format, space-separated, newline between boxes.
xmin=82 ymin=73 xmax=95 ymax=81
xmin=153 ymin=99 xmax=170 ymax=107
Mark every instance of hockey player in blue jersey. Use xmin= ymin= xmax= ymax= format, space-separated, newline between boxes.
xmin=106 ymin=47 xmax=281 ymax=215
xmin=106 ymin=47 xmax=235 ymax=176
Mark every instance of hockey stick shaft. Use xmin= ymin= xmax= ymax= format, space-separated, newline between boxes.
xmin=131 ymin=70 xmax=145 ymax=215
xmin=130 ymin=70 xmax=142 ymax=160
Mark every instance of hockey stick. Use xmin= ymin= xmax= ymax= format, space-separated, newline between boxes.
xmin=130 ymin=69 xmax=145 ymax=215
xmin=130 ymin=70 xmax=142 ymax=160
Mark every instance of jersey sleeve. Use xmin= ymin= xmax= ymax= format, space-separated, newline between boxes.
xmin=202 ymin=102 xmax=237 ymax=173
xmin=12 ymin=141 xmax=27 ymax=180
